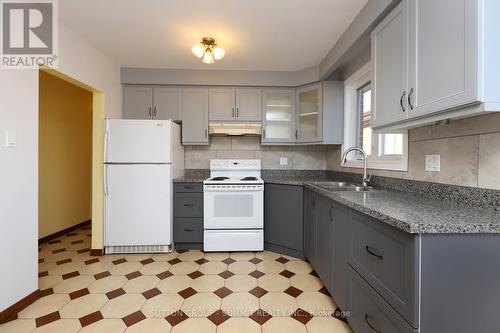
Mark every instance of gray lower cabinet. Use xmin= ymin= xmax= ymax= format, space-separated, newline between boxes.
xmin=303 ymin=189 xmax=318 ymax=267
xmin=315 ymin=195 xmax=334 ymax=290
xmin=264 ymin=184 xmax=304 ymax=259
xmin=173 ymin=183 xmax=203 ymax=250
xmin=329 ymin=202 xmax=349 ymax=310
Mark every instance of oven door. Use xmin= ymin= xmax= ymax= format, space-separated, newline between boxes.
xmin=204 ymin=184 xmax=263 ymax=229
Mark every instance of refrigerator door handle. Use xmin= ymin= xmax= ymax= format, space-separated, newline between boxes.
xmin=104 ymin=165 xmax=109 ymax=196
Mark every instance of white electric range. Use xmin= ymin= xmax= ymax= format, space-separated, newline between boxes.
xmin=203 ymin=159 xmax=264 ymax=252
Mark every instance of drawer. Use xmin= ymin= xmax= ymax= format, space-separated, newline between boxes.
xmin=348 ymin=211 xmax=419 ymax=327
xmin=347 ymin=266 xmax=417 ymax=333
xmin=174 ymin=218 xmax=203 ymax=243
xmin=175 ymin=193 xmax=203 ymax=217
xmin=174 ymin=183 xmax=203 ymax=193
xmin=204 ymin=229 xmax=263 ymax=252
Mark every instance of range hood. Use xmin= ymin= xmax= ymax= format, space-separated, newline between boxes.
xmin=208 ymin=123 xmax=262 ymax=136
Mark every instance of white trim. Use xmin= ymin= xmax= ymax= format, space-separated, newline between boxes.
xmin=342 ymin=62 xmax=409 ymax=172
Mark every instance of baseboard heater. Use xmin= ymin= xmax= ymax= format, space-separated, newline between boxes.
xmin=105 ymin=244 xmax=172 ymax=254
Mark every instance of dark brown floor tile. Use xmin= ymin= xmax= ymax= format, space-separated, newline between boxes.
xmin=85 ymin=258 xmax=99 ymax=265
xmin=195 ymin=258 xmax=209 ymax=265
xmin=187 ymin=270 xmax=204 ymax=279
xmin=218 ymin=270 xmax=235 ymax=279
xmin=284 ymin=286 xmax=303 ymax=298
xmin=318 ymin=286 xmax=331 ymax=296
xmin=279 ymin=270 xmax=295 ymax=278
xmin=56 ymin=258 xmax=72 ymax=265
xmin=177 ymin=249 xmax=188 ymax=253
xmin=125 ymin=271 xmax=142 ymax=280
xmin=48 ymin=239 xmax=61 ymax=244
xmin=142 ymin=287 xmax=161 ymax=299
xmin=165 ymin=310 xmax=188 ymax=326
xmin=71 ymin=240 xmax=84 ymax=245
xmin=62 ymin=271 xmax=80 ymax=280
xmin=291 ymin=308 xmax=313 ymax=324
xmin=66 ymin=232 xmax=78 ymax=237
xmin=333 ymin=308 xmax=349 ymax=323
xmin=35 ymin=311 xmax=60 ymax=327
xmin=213 ymin=287 xmax=233 ymax=299
xmin=249 ymin=270 xmax=265 ymax=279
xmin=70 ymin=288 xmax=90 ymax=300
xmin=178 ymin=287 xmax=197 ymax=299
xmin=81 ymin=226 xmax=91 ymax=230
xmin=207 ymin=309 xmax=230 ymax=326
xmin=222 ymin=258 xmax=236 ymax=265
xmin=52 ymin=248 xmax=66 ymax=254
xmin=38 ymin=258 xmax=44 ymax=263
xmin=39 ymin=288 xmax=54 ymax=298
xmin=79 ymin=311 xmax=103 ymax=327
xmin=309 ymin=270 xmax=319 ymax=277
xmin=275 ymin=256 xmax=290 ymax=264
xmin=94 ymin=271 xmax=111 ymax=280
xmin=249 ymin=286 xmax=268 ymax=298
xmin=112 ymin=258 xmax=127 ymax=265
xmin=140 ymin=258 xmax=155 ymax=265
xmin=122 ymin=311 xmax=146 ymax=327
xmin=249 ymin=309 xmax=272 ymax=325
xmin=248 ymin=257 xmax=262 ymax=264
xmin=168 ymin=258 xmax=181 ymax=265
xmin=106 ymin=288 xmax=126 ymax=300
xmin=38 ymin=271 xmax=48 ymax=278
xmin=77 ymin=248 xmax=90 ymax=254
xmin=156 ymin=270 xmax=173 ymax=280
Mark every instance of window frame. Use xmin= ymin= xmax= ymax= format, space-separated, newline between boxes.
xmin=342 ymin=62 xmax=409 ymax=171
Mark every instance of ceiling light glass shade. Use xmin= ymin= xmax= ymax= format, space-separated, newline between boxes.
xmin=213 ymin=47 xmax=226 ymax=60
xmin=202 ymin=50 xmax=214 ymax=64
xmin=191 ymin=44 xmax=204 ymax=58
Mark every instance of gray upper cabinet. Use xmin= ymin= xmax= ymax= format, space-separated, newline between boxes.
xmin=371 ymin=2 xmax=408 ymax=128
xmin=182 ymin=88 xmax=209 ymax=145
xmin=153 ymin=87 xmax=182 ymax=121
xmin=123 ymin=86 xmax=153 ymax=119
xmin=209 ymin=88 xmax=262 ymax=122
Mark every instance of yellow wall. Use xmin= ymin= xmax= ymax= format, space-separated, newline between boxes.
xmin=39 ymin=71 xmax=93 ymax=238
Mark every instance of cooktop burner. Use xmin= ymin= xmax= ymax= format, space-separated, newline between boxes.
xmin=241 ymin=177 xmax=258 ymax=181
xmin=210 ymin=176 xmax=230 ymax=181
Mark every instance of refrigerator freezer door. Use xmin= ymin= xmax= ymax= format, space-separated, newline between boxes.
xmin=106 ymin=119 xmax=171 ymax=163
xmin=105 ymin=164 xmax=172 ymax=246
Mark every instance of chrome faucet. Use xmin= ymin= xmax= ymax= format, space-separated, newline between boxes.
xmin=341 ymin=147 xmax=371 ymax=187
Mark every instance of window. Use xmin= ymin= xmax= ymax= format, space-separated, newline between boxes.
xmin=343 ymin=62 xmax=408 ymax=171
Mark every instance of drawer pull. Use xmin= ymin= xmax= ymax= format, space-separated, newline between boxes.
xmin=183 ymin=228 xmax=194 ymax=232
xmin=365 ymin=246 xmax=384 ymax=260
xmin=183 ymin=203 xmax=194 ymax=207
xmin=365 ymin=314 xmax=382 ymax=333
xmin=183 ymin=186 xmax=194 ymax=190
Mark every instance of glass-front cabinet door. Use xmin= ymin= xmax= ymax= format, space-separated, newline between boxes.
xmin=297 ymin=83 xmax=322 ymax=143
xmin=261 ymin=89 xmax=296 ymax=143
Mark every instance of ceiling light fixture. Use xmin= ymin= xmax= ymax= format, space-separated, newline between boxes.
xmin=192 ymin=37 xmax=225 ymax=64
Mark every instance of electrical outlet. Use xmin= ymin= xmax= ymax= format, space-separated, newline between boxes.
xmin=279 ymin=157 xmax=288 ymax=166
xmin=425 ymin=154 xmax=440 ymax=172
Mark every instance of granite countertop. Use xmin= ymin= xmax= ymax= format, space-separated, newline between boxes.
xmin=173 ymin=176 xmax=207 ymax=183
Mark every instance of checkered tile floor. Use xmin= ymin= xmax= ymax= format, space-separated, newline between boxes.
xmin=0 ymin=225 xmax=353 ymax=333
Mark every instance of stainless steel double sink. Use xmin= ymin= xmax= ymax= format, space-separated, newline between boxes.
xmin=310 ymin=181 xmax=374 ymax=192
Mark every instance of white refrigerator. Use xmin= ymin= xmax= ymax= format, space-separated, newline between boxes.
xmin=104 ymin=119 xmax=184 ymax=253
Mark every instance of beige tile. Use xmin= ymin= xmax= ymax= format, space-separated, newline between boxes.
xmin=306 ymin=316 xmax=353 ymax=333
xmin=178 ymin=250 xmax=204 ymax=262
xmin=216 ymin=150 xmax=255 ymax=159
xmin=220 ymin=293 xmax=259 ymax=316
xmin=217 ymin=317 xmax=261 ymax=333
xmin=38 ymin=261 xmax=57 ymax=273
xmin=255 ymin=151 xmax=293 ymax=170
xmin=478 ymin=132 xmax=500 ymax=190
xmin=284 ymin=261 xmax=313 ymax=274
xmin=170 ymin=318 xmax=216 ymax=333
xmin=59 ymin=294 xmax=108 ymax=318
xmin=296 ymin=292 xmax=337 ymax=315
xmin=409 ymin=125 xmax=433 ymax=142
xmin=432 ymin=113 xmax=500 ymax=139
xmin=99 ymin=254 xmax=127 ymax=263
xmin=19 ymin=294 xmax=70 ymax=318
xmin=262 ymin=317 xmax=307 ymax=333
xmin=0 ymin=319 xmax=35 ymax=333
xmin=225 ymin=275 xmax=257 ymax=292
xmin=101 ymin=294 xmax=146 ymax=318
xmin=38 ymin=274 xmax=63 ymax=290
xmin=228 ymin=262 xmax=256 ymax=274
xmin=209 ymin=136 xmax=232 ymax=150
xmin=289 ymin=274 xmax=323 ymax=292
xmin=326 ymin=148 xmax=341 ymax=171
xmin=125 ymin=318 xmax=171 ymax=333
xmin=157 ymin=275 xmax=192 ymax=293
xmin=256 ymin=261 xmax=285 ymax=274
xmin=78 ymin=261 xmax=113 ymax=276
xmin=109 ymin=262 xmax=143 ymax=276
xmin=124 ymin=254 xmax=152 ymax=262
xmin=256 ymin=251 xmax=280 ymax=261
xmin=181 ymin=293 xmax=221 ymax=317
xmin=43 ymin=251 xmax=79 ymax=262
xmin=141 ymin=293 xmax=184 ymax=318
xmin=123 ymin=276 xmax=160 ymax=293
xmin=292 ymin=151 xmax=326 ymax=170
xmin=199 ymin=261 xmax=227 ymax=275
xmin=139 ymin=262 xmax=171 ymax=275
xmin=169 ymin=262 xmax=199 ymax=275
xmin=185 ymin=150 xmax=217 ymax=169
xmin=408 ymin=136 xmax=478 ymax=186
xmin=32 ymin=319 xmax=80 ymax=333
xmin=190 ymin=275 xmax=225 ymax=292
xmin=229 ymin=252 xmax=256 ymax=261
xmin=258 ymin=274 xmax=290 ymax=292
xmin=53 ymin=275 xmax=95 ymax=294
xmin=79 ymin=319 xmax=126 ymax=333
xmin=49 ymin=261 xmax=85 ymax=276
xmin=151 ymin=252 xmax=179 ymax=262
xmin=260 ymin=293 xmax=298 ymax=316
xmin=88 ymin=275 xmax=127 ymax=293
xmin=231 ymin=136 xmax=261 ymax=150
xmin=203 ymin=252 xmax=229 ymax=261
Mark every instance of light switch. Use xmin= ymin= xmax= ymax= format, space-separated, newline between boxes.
xmin=425 ymin=154 xmax=440 ymax=172
xmin=5 ymin=130 xmax=16 ymax=148
xmin=279 ymin=157 xmax=288 ymax=166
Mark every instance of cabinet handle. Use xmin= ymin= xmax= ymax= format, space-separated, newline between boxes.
xmin=153 ymin=106 xmax=157 ymax=118
xmin=400 ymin=91 xmax=406 ymax=112
xmin=232 ymin=107 xmax=235 ymax=118
xmin=183 ymin=186 xmax=194 ymax=190
xmin=263 ymin=129 xmax=266 ymax=139
xmin=408 ymin=88 xmax=414 ymax=110
xmin=148 ymin=106 xmax=152 ymax=118
xmin=328 ymin=205 xmax=334 ymax=221
xmin=205 ymin=129 xmax=208 ymax=139
xmin=295 ymin=130 xmax=298 ymax=139
xmin=236 ymin=107 xmax=239 ymax=117
xmin=183 ymin=203 xmax=193 ymax=207
xmin=365 ymin=314 xmax=382 ymax=333
xmin=365 ymin=245 xmax=383 ymax=260
xmin=183 ymin=228 xmax=194 ymax=232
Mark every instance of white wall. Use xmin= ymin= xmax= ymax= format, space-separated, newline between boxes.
xmin=0 ymin=70 xmax=39 ymax=311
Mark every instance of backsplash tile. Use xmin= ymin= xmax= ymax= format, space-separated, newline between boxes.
xmin=478 ymin=132 xmax=500 ymax=190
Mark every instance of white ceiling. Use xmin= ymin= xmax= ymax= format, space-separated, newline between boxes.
xmin=60 ymin=0 xmax=367 ymax=71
